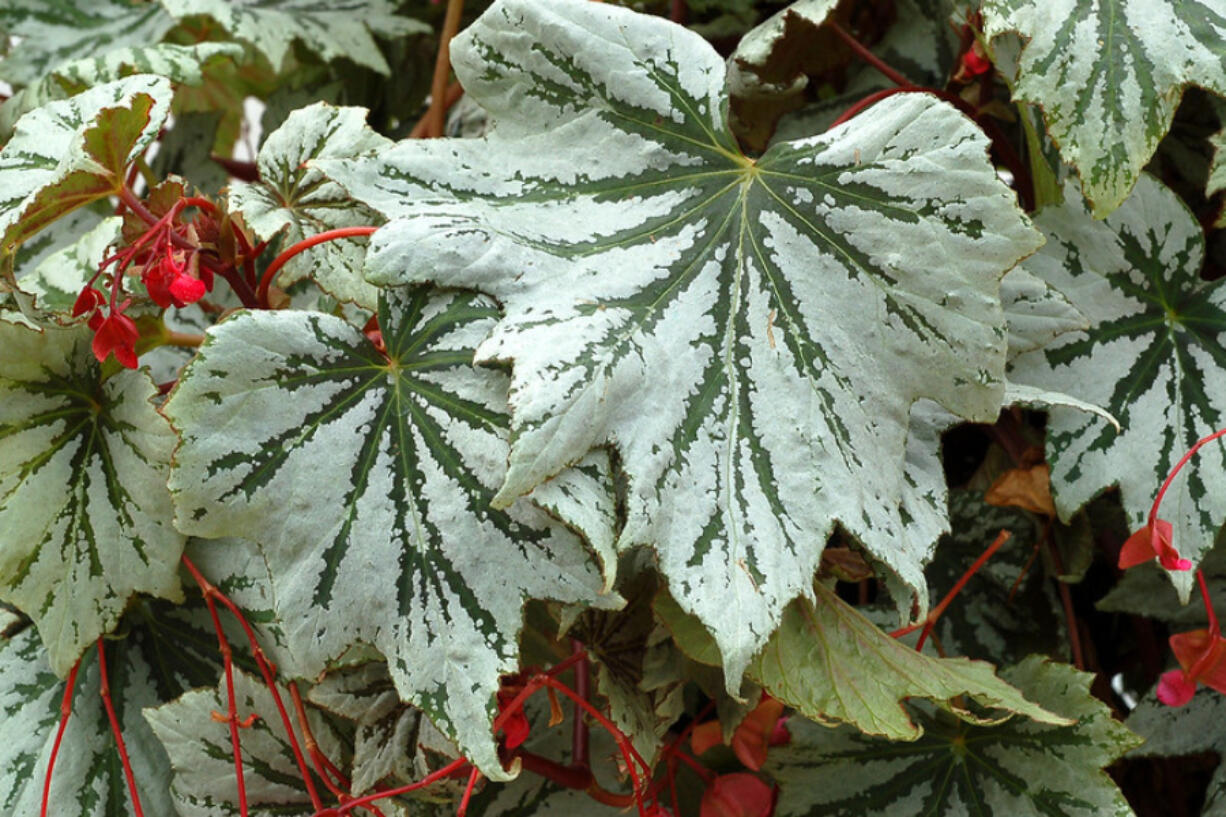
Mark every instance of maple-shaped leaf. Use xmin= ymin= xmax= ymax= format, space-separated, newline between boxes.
xmin=0 ymin=0 xmax=176 ymax=89
xmin=1009 ymin=175 xmax=1226 ymax=598
xmin=1127 ymin=690 xmax=1226 ymax=816
xmin=0 ymin=596 xmax=247 ymax=817
xmin=0 ymin=42 xmax=243 ymax=139
xmin=319 ymin=0 xmax=1041 ymax=688
xmin=165 ymin=287 xmax=617 ymax=778
xmin=655 ymin=582 xmax=1065 ymax=740
xmin=768 ymin=656 xmax=1141 ymax=817
xmin=983 ymin=0 xmax=1226 ymax=217
xmin=999 ymin=266 xmax=1087 ymax=359
xmin=0 ymin=75 xmax=171 ymax=259
xmin=158 ymin=0 xmax=429 ymax=75
xmin=0 ymin=321 xmax=185 ymax=674
xmin=144 ymin=668 xmax=342 ymax=817
xmin=228 ymin=103 xmax=391 ymax=307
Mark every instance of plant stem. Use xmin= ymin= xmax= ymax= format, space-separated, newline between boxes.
xmin=456 ymin=766 xmax=483 ymax=817
xmin=516 ymin=751 xmax=594 ymax=789
xmin=570 ymin=640 xmax=590 ymax=769
xmin=828 ymin=21 xmax=912 ymax=88
xmin=334 ymin=758 xmax=470 ymax=816
xmin=163 ymin=330 xmax=204 ymax=348
xmin=256 ymin=227 xmax=379 ymax=308
xmin=894 ymin=530 xmax=1009 ymax=647
xmin=1150 ymin=428 xmax=1226 ymax=526
xmin=408 ymin=82 xmax=464 ymax=138
xmin=1043 ymin=530 xmax=1085 ymax=670
xmin=424 ymin=0 xmax=466 ymax=139
xmin=289 ymin=682 xmax=354 ymax=803
xmin=670 ymin=0 xmax=687 ymax=23
xmin=97 ymin=639 xmax=146 ymax=817
xmin=40 ymin=659 xmax=80 ymax=817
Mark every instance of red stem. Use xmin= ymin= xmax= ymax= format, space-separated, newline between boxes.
xmin=97 ymin=639 xmax=145 ymax=817
xmin=1150 ymin=428 xmax=1226 ymax=526
xmin=1199 ymin=570 xmax=1219 ymax=634
xmin=455 ymin=766 xmax=483 ymax=817
xmin=335 ymin=758 xmax=470 ymax=816
xmin=181 ymin=555 xmax=323 ymax=812
xmin=901 ymin=530 xmax=1010 ymax=650
xmin=198 ymin=582 xmax=253 ymax=816
xmin=671 ymin=750 xmax=715 ymax=784
xmin=288 ymin=682 xmax=359 ymax=807
xmin=570 ymin=640 xmax=590 ymax=769
xmin=40 ymin=660 xmax=81 ymax=817
xmin=670 ymin=0 xmax=687 ymax=23
xmin=256 ymin=226 xmax=378 ymax=308
xmin=515 ymin=751 xmax=593 ymax=790
xmin=828 ymin=21 xmax=912 ymax=87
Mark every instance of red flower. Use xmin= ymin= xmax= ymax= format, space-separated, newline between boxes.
xmin=1119 ymin=518 xmax=1190 ymax=571
xmin=1158 ymin=628 xmax=1226 ymax=707
xmin=141 ymin=244 xmax=209 ymax=309
xmin=961 ymin=44 xmax=992 ymax=76
xmin=91 ymin=311 xmax=140 ymax=369
xmin=72 ymin=286 xmax=105 ymax=319
xmin=699 ymin=773 xmax=775 ymax=817
xmin=692 ymin=695 xmax=789 ymax=772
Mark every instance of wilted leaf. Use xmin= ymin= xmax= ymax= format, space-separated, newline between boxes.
xmin=0 ymin=321 xmax=185 ymax=674
xmin=1009 ymin=175 xmax=1226 ymax=598
xmin=983 ymin=0 xmax=1226 ymax=217
xmin=228 ymin=103 xmax=390 ymax=307
xmin=768 ymin=656 xmax=1141 ymax=817
xmin=165 ymin=287 xmax=616 ymax=778
xmin=985 ymin=462 xmax=1054 ymax=517
xmin=320 ymin=0 xmax=1041 ymax=689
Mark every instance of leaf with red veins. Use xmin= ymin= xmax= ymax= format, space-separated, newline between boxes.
xmin=1119 ymin=519 xmax=1190 ymax=571
xmin=700 ymin=773 xmax=776 ymax=817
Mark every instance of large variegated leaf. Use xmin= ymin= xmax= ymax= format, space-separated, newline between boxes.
xmin=228 ymin=103 xmax=390 ymax=307
xmin=0 ymin=0 xmax=176 ymax=89
xmin=983 ymin=0 xmax=1226 ymax=217
xmin=1000 ymin=266 xmax=1087 ymax=359
xmin=655 ymin=582 xmax=1065 ymax=740
xmin=0 ymin=42 xmax=243 ymax=139
xmin=0 ymin=322 xmax=185 ymax=674
xmin=16 ymin=217 xmax=121 ymax=317
xmin=0 ymin=598 xmax=238 ymax=817
xmin=1127 ymin=690 xmax=1226 ymax=816
xmin=157 ymin=0 xmax=429 ymax=75
xmin=768 ymin=656 xmax=1141 ymax=817
xmin=0 ymin=75 xmax=172 ymax=257
xmin=165 ymin=287 xmax=616 ymax=778
xmin=144 ymin=669 xmax=342 ymax=817
xmin=318 ymin=0 xmax=1041 ymax=689
xmin=1010 ymin=176 xmax=1226 ymax=598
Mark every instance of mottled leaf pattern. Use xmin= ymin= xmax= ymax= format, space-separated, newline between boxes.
xmin=983 ymin=0 xmax=1226 ymax=217
xmin=1000 ymin=266 xmax=1087 ymax=359
xmin=320 ymin=0 xmax=1041 ymax=688
xmin=1127 ymin=690 xmax=1226 ymax=816
xmin=229 ymin=103 xmax=390 ymax=307
xmin=1010 ymin=176 xmax=1226 ymax=597
xmin=0 ymin=42 xmax=242 ymax=138
xmin=166 ymin=287 xmax=615 ymax=777
xmin=18 ymin=217 xmax=121 ymax=316
xmin=0 ymin=598 xmax=236 ymax=817
xmin=768 ymin=657 xmax=1141 ymax=817
xmin=144 ymin=669 xmax=341 ymax=817
xmin=0 ymin=0 xmax=175 ymax=88
xmin=0 ymin=321 xmax=185 ymax=674
xmin=157 ymin=0 xmax=429 ymax=75
xmin=0 ymin=75 xmax=172 ymax=256
xmin=655 ymin=583 xmax=1065 ymax=739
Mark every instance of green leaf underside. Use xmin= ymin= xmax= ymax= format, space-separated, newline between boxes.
xmin=0 ymin=322 xmax=185 ymax=675
xmin=157 ymin=0 xmax=429 ymax=75
xmin=144 ymin=669 xmax=342 ymax=817
xmin=1127 ymin=691 xmax=1226 ymax=816
xmin=165 ymin=287 xmax=614 ymax=779
xmin=0 ymin=75 xmax=172 ymax=256
xmin=0 ymin=597 xmax=237 ymax=817
xmin=318 ymin=0 xmax=1041 ymax=688
xmin=0 ymin=0 xmax=176 ymax=89
xmin=656 ymin=582 xmax=1064 ymax=739
xmin=769 ymin=656 xmax=1141 ymax=817
xmin=1009 ymin=176 xmax=1226 ymax=597
xmin=0 ymin=42 xmax=243 ymax=138
xmin=229 ymin=103 xmax=390 ymax=308
xmin=983 ymin=0 xmax=1226 ymax=218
